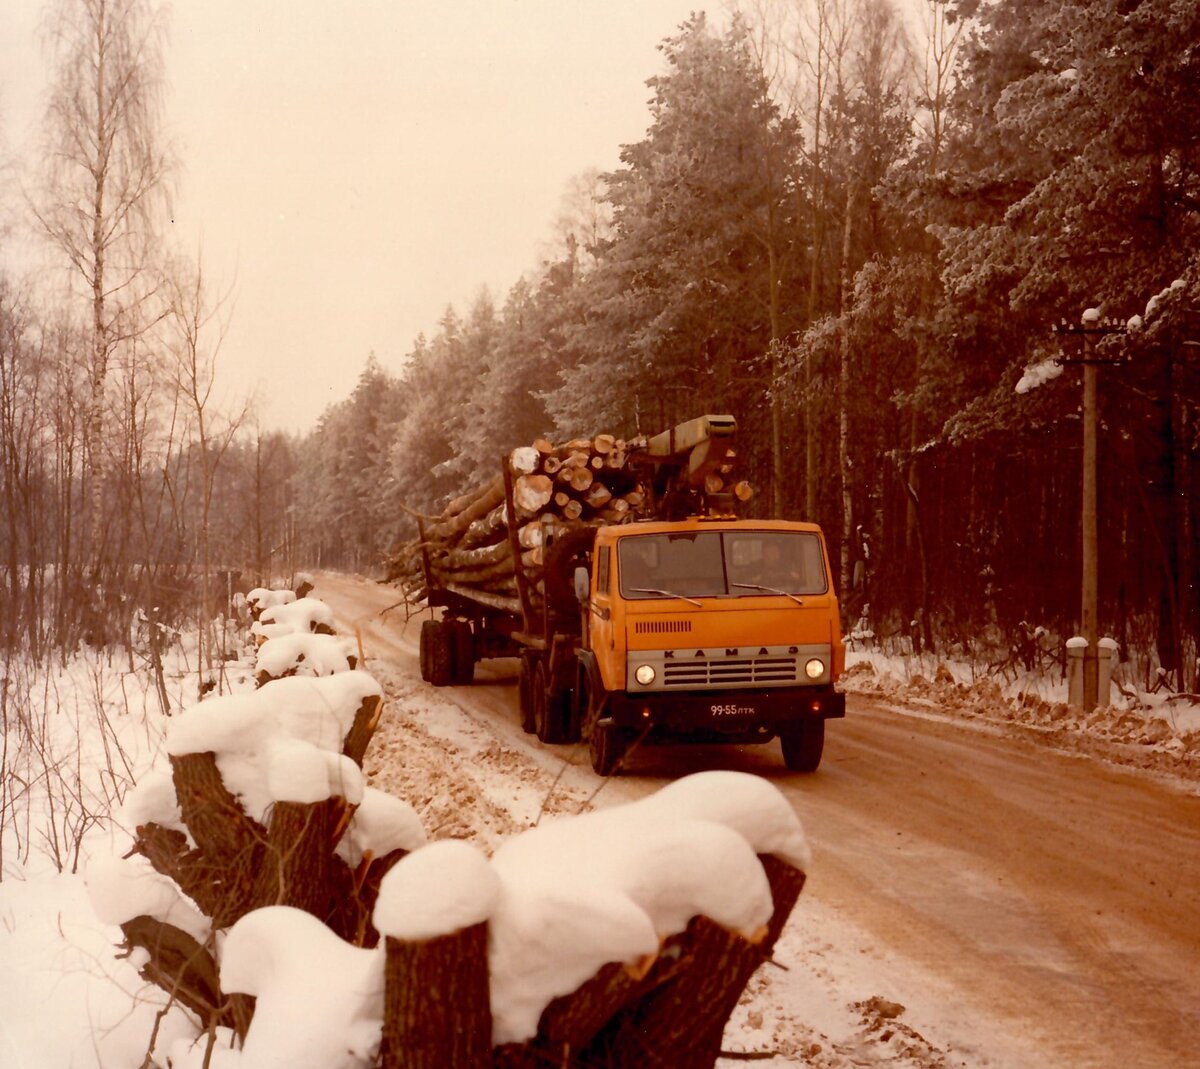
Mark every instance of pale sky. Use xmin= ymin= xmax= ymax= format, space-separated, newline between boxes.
xmin=0 ymin=1 xmax=720 ymax=432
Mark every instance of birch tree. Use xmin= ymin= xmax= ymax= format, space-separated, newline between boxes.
xmin=30 ymin=0 xmax=172 ymax=589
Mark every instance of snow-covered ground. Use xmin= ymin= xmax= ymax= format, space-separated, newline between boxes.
xmin=1 ymin=591 xmax=1197 ymax=1068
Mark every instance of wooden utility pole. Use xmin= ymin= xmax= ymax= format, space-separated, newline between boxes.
xmin=1056 ymin=308 xmax=1125 ymax=710
xmin=1081 ymin=319 xmax=1100 ymax=709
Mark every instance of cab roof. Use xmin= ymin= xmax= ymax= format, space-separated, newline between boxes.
xmin=597 ymin=517 xmax=826 ymax=539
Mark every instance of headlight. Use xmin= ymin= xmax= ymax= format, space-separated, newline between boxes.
xmin=804 ymin=658 xmax=825 ymax=680
xmin=634 ymin=664 xmax=656 ymax=686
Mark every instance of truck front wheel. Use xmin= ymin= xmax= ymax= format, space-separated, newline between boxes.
xmin=780 ymin=719 xmax=825 ymax=772
xmin=590 ymin=721 xmax=628 ymax=777
xmin=579 ymin=674 xmax=627 ymax=776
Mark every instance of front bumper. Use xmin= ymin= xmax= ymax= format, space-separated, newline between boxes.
xmin=606 ymin=685 xmax=845 ymax=740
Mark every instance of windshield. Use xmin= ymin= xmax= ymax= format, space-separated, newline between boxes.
xmin=617 ymin=531 xmax=828 ymax=600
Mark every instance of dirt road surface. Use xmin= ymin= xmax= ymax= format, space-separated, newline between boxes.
xmin=316 ymin=571 xmax=1200 ymax=1069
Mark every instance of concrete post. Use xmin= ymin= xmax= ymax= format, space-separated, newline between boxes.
xmin=1067 ymin=637 xmax=1088 ymax=709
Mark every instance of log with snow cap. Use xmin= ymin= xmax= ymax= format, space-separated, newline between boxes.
xmin=254 ymin=631 xmax=359 ymax=684
xmin=366 ymin=770 xmax=810 ymax=1051
xmin=486 ymin=775 xmax=802 ymax=1045
xmin=246 ymin=585 xmax=296 ymax=620
xmin=374 ymin=841 xmax=499 ymax=1069
xmin=335 ymin=787 xmax=428 ymax=869
xmin=166 ymin=671 xmax=383 ymax=821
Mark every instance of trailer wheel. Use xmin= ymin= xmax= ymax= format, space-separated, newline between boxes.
xmin=780 ymin=719 xmax=825 ymax=772
xmin=427 ymin=622 xmax=454 ymax=687
xmin=419 ymin=620 xmax=437 ymax=682
xmin=448 ymin=620 xmax=474 ymax=685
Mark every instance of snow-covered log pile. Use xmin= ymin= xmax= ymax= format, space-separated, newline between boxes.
xmin=254 ymin=631 xmax=359 ymax=686
xmin=386 ymin=434 xmax=652 ymax=615
xmin=93 ymin=755 xmax=807 ymax=1067
xmin=245 ymin=575 xmax=315 ymax=621
xmin=250 ymin=594 xmax=337 ymax=643
xmin=246 ymin=585 xmax=358 ymax=685
xmin=85 ymin=587 xmax=810 ymax=1067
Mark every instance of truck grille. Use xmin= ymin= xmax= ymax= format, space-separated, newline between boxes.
xmin=662 ymin=655 xmax=797 ymax=687
xmin=635 ymin=619 xmax=693 ymax=635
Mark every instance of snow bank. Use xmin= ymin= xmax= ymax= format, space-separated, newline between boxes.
xmin=374 ymin=839 xmax=500 ymax=940
xmin=192 ymin=906 xmax=384 ymax=1069
xmin=252 ymin=596 xmax=336 ymax=641
xmin=86 ymin=855 xmax=212 ymax=944
xmin=256 ymin=631 xmax=357 ymax=679
xmin=336 ymin=786 xmax=428 ymax=866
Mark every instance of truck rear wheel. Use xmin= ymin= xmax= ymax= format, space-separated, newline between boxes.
xmin=780 ymin=719 xmax=825 ymax=772
xmin=533 ymin=661 xmax=568 ymax=744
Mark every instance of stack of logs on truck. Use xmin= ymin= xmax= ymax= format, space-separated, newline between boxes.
xmin=387 ymin=415 xmax=846 ymax=775
xmin=388 ymin=427 xmax=747 ymax=686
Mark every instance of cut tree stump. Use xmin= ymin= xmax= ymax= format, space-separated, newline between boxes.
xmin=169 ymin=752 xmax=265 ymax=927
xmin=380 ymin=922 xmax=492 ymax=1069
xmin=342 ymin=693 xmax=384 ymax=767
xmin=498 ymin=854 xmax=806 ymax=1069
xmin=251 ymin=797 xmax=345 ymax=920
xmin=119 ymin=915 xmax=255 ymax=1040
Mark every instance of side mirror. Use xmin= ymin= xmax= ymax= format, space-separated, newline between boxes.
xmin=574 ymin=566 xmax=590 ymax=604
xmin=852 ymin=560 xmax=865 ymax=591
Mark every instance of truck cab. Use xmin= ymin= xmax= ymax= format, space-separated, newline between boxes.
xmin=574 ymin=516 xmax=846 ymax=774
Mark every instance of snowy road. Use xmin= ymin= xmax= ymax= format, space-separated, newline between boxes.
xmin=316 ymin=571 xmax=1200 ymax=1069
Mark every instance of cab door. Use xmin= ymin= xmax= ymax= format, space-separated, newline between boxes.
xmin=588 ymin=539 xmax=621 ymax=690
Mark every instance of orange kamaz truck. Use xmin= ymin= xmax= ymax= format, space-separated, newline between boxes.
xmin=418 ymin=415 xmax=846 ymax=775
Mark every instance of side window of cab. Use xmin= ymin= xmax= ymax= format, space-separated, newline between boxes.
xmin=596 ymin=545 xmax=611 ymax=595
xmin=592 ymin=547 xmax=609 ymax=597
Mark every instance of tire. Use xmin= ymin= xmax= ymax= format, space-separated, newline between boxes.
xmin=448 ymin=620 xmax=474 ymax=685
xmin=533 ymin=661 xmax=568 ymax=744
xmin=590 ymin=721 xmax=627 ymax=777
xmin=518 ymin=654 xmax=536 ymax=734
xmin=419 ymin=620 xmax=437 ymax=682
xmin=427 ymin=621 xmax=454 ymax=687
xmin=580 ymin=672 xmax=623 ymax=775
xmin=780 ymin=719 xmax=825 ymax=772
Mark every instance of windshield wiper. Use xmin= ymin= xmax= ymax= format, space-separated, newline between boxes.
xmin=732 ymin=583 xmax=805 ymax=606
xmin=629 ymin=587 xmax=703 ymax=607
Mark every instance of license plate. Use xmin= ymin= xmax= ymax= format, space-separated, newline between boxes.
xmin=710 ymin=703 xmax=756 ymax=718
